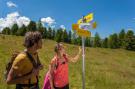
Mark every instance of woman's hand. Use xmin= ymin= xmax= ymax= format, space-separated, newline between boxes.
xmin=38 ymin=64 xmax=44 ymax=70
xmin=32 ymin=68 xmax=40 ymax=76
xmin=67 ymin=46 xmax=82 ymax=63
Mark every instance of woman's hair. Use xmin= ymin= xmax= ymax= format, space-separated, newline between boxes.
xmin=54 ymin=43 xmax=62 ymax=53
xmin=23 ymin=31 xmax=42 ymax=48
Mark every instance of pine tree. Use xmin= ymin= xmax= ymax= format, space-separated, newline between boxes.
xmin=62 ymin=30 xmax=68 ymax=43
xmin=52 ymin=29 xmax=56 ymax=40
xmin=85 ymin=37 xmax=91 ymax=47
xmin=42 ymin=27 xmax=47 ymax=39
xmin=108 ymin=33 xmax=119 ymax=49
xmin=68 ymin=31 xmax=72 ymax=43
xmin=27 ymin=21 xmax=37 ymax=32
xmin=124 ymin=30 xmax=135 ymax=51
xmin=76 ymin=36 xmax=82 ymax=46
xmin=55 ymin=28 xmax=63 ymax=42
xmin=11 ymin=24 xmax=19 ymax=35
xmin=37 ymin=21 xmax=44 ymax=35
xmin=102 ymin=37 xmax=108 ymax=48
xmin=2 ymin=27 xmax=10 ymax=35
xmin=16 ymin=25 xmax=27 ymax=36
xmin=94 ymin=32 xmax=101 ymax=47
xmin=119 ymin=29 xmax=126 ymax=48
xmin=47 ymin=27 xmax=52 ymax=39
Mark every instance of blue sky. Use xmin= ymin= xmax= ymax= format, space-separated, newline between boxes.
xmin=0 ymin=0 xmax=135 ymax=38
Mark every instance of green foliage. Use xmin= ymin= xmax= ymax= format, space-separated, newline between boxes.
xmin=2 ymin=27 xmax=10 ymax=35
xmin=118 ymin=29 xmax=126 ymax=47
xmin=102 ymin=37 xmax=108 ymax=48
xmin=37 ymin=21 xmax=44 ymax=35
xmin=52 ymin=29 xmax=56 ymax=40
xmin=94 ymin=32 xmax=101 ymax=47
xmin=124 ymin=30 xmax=135 ymax=51
xmin=1 ymin=20 xmax=135 ymax=51
xmin=47 ymin=27 xmax=53 ymax=39
xmin=11 ymin=24 xmax=18 ymax=35
xmin=108 ymin=33 xmax=120 ymax=49
xmin=55 ymin=28 xmax=63 ymax=42
xmin=76 ymin=36 xmax=82 ymax=45
xmin=16 ymin=25 xmax=27 ymax=36
xmin=68 ymin=31 xmax=72 ymax=43
xmin=42 ymin=27 xmax=47 ymax=39
xmin=27 ymin=21 xmax=37 ymax=32
xmin=62 ymin=30 xmax=68 ymax=43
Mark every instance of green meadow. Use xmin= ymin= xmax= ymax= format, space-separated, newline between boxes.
xmin=1 ymin=35 xmax=135 ymax=89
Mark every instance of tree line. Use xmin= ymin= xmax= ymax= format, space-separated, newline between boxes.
xmin=1 ymin=20 xmax=135 ymax=51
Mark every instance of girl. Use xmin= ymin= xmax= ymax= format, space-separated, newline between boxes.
xmin=49 ymin=43 xmax=82 ymax=89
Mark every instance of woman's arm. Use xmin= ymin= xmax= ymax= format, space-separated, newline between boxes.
xmin=67 ymin=47 xmax=82 ymax=63
xmin=49 ymin=64 xmax=55 ymax=89
xmin=6 ymin=68 xmax=39 ymax=84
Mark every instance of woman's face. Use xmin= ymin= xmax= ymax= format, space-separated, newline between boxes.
xmin=36 ymin=39 xmax=43 ymax=49
xmin=59 ymin=44 xmax=66 ymax=55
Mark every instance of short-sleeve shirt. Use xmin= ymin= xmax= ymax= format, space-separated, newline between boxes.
xmin=12 ymin=52 xmax=38 ymax=84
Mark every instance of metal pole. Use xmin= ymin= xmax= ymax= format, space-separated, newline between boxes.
xmin=82 ymin=15 xmax=86 ymax=89
xmin=82 ymin=36 xmax=85 ymax=89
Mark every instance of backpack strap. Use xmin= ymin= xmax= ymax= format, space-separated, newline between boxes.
xmin=25 ymin=51 xmax=39 ymax=87
xmin=25 ymin=52 xmax=37 ymax=68
xmin=54 ymin=54 xmax=68 ymax=70
xmin=54 ymin=57 xmax=59 ymax=69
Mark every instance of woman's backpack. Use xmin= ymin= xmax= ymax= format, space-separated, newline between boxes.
xmin=4 ymin=51 xmax=20 ymax=80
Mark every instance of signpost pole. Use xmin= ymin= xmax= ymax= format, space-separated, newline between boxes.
xmin=82 ymin=36 xmax=85 ymax=89
xmin=72 ymin=13 xmax=95 ymax=89
xmin=82 ymin=16 xmax=85 ymax=89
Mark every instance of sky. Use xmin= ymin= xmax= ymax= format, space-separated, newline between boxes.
xmin=0 ymin=0 xmax=135 ymax=38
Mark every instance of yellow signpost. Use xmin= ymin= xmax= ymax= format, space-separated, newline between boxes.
xmin=72 ymin=24 xmax=79 ymax=30
xmin=72 ymin=13 xmax=96 ymax=89
xmin=77 ymin=29 xmax=91 ymax=37
xmin=72 ymin=24 xmax=91 ymax=37
xmin=77 ymin=13 xmax=93 ymax=24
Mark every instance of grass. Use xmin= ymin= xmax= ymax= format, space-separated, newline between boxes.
xmin=0 ymin=35 xmax=135 ymax=89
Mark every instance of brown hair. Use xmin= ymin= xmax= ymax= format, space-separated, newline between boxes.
xmin=23 ymin=31 xmax=42 ymax=48
xmin=54 ymin=43 xmax=63 ymax=53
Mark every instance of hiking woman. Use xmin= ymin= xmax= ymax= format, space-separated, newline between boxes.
xmin=49 ymin=43 xmax=82 ymax=89
xmin=6 ymin=31 xmax=43 ymax=89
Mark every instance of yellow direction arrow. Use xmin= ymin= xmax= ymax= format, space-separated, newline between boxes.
xmin=77 ymin=29 xmax=91 ymax=37
xmin=72 ymin=24 xmax=79 ymax=30
xmin=77 ymin=13 xmax=93 ymax=24
xmin=84 ymin=13 xmax=93 ymax=23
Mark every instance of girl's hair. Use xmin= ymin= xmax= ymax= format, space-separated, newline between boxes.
xmin=54 ymin=43 xmax=62 ymax=53
xmin=23 ymin=31 xmax=42 ymax=48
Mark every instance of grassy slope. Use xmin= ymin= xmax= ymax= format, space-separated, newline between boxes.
xmin=0 ymin=35 xmax=135 ymax=89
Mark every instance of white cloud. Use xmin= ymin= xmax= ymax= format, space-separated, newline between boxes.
xmin=7 ymin=12 xmax=19 ymax=18
xmin=17 ymin=16 xmax=30 ymax=27
xmin=60 ymin=25 xmax=66 ymax=30
xmin=0 ymin=12 xmax=30 ymax=31
xmin=7 ymin=1 xmax=17 ymax=8
xmin=41 ymin=17 xmax=56 ymax=26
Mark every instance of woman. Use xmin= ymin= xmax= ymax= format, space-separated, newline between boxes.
xmin=49 ymin=43 xmax=82 ymax=89
xmin=6 ymin=31 xmax=43 ymax=89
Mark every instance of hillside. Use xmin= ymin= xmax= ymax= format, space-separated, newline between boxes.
xmin=0 ymin=35 xmax=135 ymax=89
